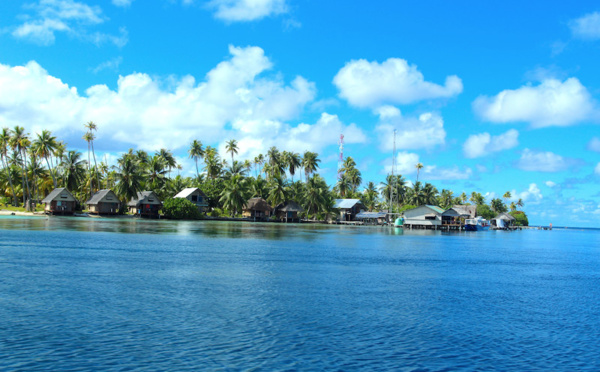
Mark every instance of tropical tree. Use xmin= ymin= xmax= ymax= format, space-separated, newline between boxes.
xmin=32 ymin=130 xmax=58 ymax=188
xmin=59 ymin=150 xmax=87 ymax=192
xmin=145 ymin=155 xmax=168 ymax=191
xmin=225 ymin=139 xmax=238 ymax=166
xmin=503 ymin=191 xmax=512 ymax=203
xmin=302 ymin=151 xmax=320 ymax=182
xmin=10 ymin=126 xmax=31 ymax=206
xmin=254 ymin=154 xmax=265 ymax=177
xmin=84 ymin=121 xmax=100 ymax=193
xmin=188 ymin=139 xmax=204 ymax=177
xmin=0 ymin=128 xmax=17 ymax=205
xmin=287 ymin=152 xmax=302 ymax=182
xmin=157 ymin=148 xmax=177 ymax=178
xmin=363 ymin=181 xmax=379 ymax=211
xmin=490 ymin=198 xmax=507 ymax=213
xmin=267 ymin=174 xmax=288 ymax=207
xmin=115 ymin=155 xmax=142 ymax=201
xmin=220 ymin=174 xmax=248 ymax=216
xmin=415 ymin=162 xmax=424 ymax=183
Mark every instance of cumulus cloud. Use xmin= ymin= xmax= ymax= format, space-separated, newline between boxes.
xmin=112 ymin=0 xmax=133 ymax=6
xmin=509 ymin=183 xmax=543 ymax=203
xmin=463 ymin=129 xmax=519 ymax=158
xmin=333 ymin=58 xmax=462 ymax=108
xmin=384 ymin=152 xmax=471 ymax=180
xmin=587 ymin=137 xmax=600 ymax=152
xmin=208 ymin=0 xmax=288 ymax=22
xmin=517 ymin=149 xmax=570 ymax=172
xmin=375 ymin=106 xmax=446 ymax=151
xmin=570 ymin=12 xmax=600 ymax=40
xmin=0 ymin=45 xmax=321 ymax=152
xmin=473 ymin=78 xmax=597 ymax=127
xmin=545 ymin=181 xmax=556 ymax=188
xmin=12 ymin=0 xmax=126 ymax=46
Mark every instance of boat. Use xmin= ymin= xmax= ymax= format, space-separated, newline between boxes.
xmin=465 ymin=216 xmax=490 ymax=231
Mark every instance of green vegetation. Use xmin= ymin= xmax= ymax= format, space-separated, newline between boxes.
xmin=510 ymin=211 xmax=529 ymax=226
xmin=0 ymin=124 xmax=526 ymax=220
xmin=162 ymin=198 xmax=202 ymax=220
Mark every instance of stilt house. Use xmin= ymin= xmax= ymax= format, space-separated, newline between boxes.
xmin=243 ymin=197 xmax=273 ymax=221
xmin=86 ymin=189 xmax=121 ymax=215
xmin=128 ymin=191 xmax=162 ymax=218
xmin=173 ymin=187 xmax=209 ymax=213
xmin=41 ymin=188 xmax=77 ymax=215
xmin=274 ymin=200 xmax=304 ymax=222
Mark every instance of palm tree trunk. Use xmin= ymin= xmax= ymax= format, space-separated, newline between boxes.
xmin=45 ymin=156 xmax=57 ymax=188
xmin=21 ymin=149 xmax=31 ymax=207
xmin=91 ymin=140 xmax=99 ymax=192
xmin=1 ymin=156 xmax=18 ymax=206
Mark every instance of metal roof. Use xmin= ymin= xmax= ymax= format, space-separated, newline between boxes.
xmin=355 ymin=212 xmax=387 ymax=219
xmin=127 ymin=191 xmax=161 ymax=206
xmin=174 ymin=187 xmax=205 ymax=199
xmin=86 ymin=189 xmax=119 ymax=205
xmin=41 ymin=188 xmax=75 ymax=203
xmin=334 ymin=199 xmax=362 ymax=209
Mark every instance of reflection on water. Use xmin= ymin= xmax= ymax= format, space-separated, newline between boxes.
xmin=1 ymin=216 xmax=600 ymax=370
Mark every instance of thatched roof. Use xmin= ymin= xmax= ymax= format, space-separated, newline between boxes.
xmin=86 ymin=189 xmax=120 ymax=205
xmin=42 ymin=188 xmax=76 ymax=203
xmin=275 ymin=200 xmax=304 ymax=213
xmin=496 ymin=212 xmax=516 ymax=221
xmin=244 ymin=197 xmax=273 ymax=212
xmin=127 ymin=191 xmax=161 ymax=207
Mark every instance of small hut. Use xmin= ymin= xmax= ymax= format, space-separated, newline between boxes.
xmin=274 ymin=200 xmax=304 ymax=222
xmin=441 ymin=205 xmax=475 ymax=227
xmin=355 ymin=211 xmax=388 ymax=225
xmin=243 ymin=197 xmax=273 ymax=221
xmin=333 ymin=199 xmax=366 ymax=221
xmin=492 ymin=212 xmax=516 ymax=230
xmin=173 ymin=187 xmax=209 ymax=213
xmin=128 ymin=191 xmax=162 ymax=218
xmin=86 ymin=189 xmax=121 ymax=215
xmin=403 ymin=205 xmax=445 ymax=229
xmin=41 ymin=188 xmax=77 ymax=215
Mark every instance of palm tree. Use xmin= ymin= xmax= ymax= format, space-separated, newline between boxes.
xmin=490 ymin=198 xmax=507 ymax=213
xmin=59 ymin=150 xmax=87 ymax=192
xmin=302 ymin=151 xmax=320 ymax=182
xmin=0 ymin=128 xmax=17 ymax=205
xmin=157 ymin=148 xmax=177 ymax=178
xmin=517 ymin=198 xmax=524 ymax=210
xmin=225 ymin=139 xmax=238 ymax=166
xmin=266 ymin=147 xmax=285 ymax=179
xmin=503 ymin=191 xmax=512 ymax=203
xmin=145 ymin=155 xmax=168 ymax=191
xmin=220 ymin=174 xmax=248 ymax=216
xmin=363 ymin=181 xmax=379 ymax=211
xmin=249 ymin=175 xmax=268 ymax=198
xmin=32 ymin=130 xmax=58 ymax=188
xmin=303 ymin=174 xmax=331 ymax=220
xmin=84 ymin=121 xmax=100 ymax=193
xmin=254 ymin=154 xmax=265 ymax=177
xmin=415 ymin=162 xmax=424 ymax=183
xmin=267 ymin=174 xmax=288 ymax=206
xmin=188 ymin=139 xmax=204 ymax=177
xmin=10 ymin=126 xmax=31 ymax=206
xmin=115 ymin=156 xmax=142 ymax=202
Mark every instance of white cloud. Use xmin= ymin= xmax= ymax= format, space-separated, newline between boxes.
xmin=384 ymin=152 xmax=471 ymax=180
xmin=570 ymin=12 xmax=600 ymax=40
xmin=545 ymin=181 xmax=556 ymax=188
xmin=91 ymin=57 xmax=123 ymax=74
xmin=517 ymin=149 xmax=569 ymax=172
xmin=463 ymin=129 xmax=519 ymax=158
xmin=208 ymin=0 xmax=288 ymax=22
xmin=0 ymin=46 xmax=343 ymax=158
xmin=333 ymin=58 xmax=462 ymax=108
xmin=587 ymin=137 xmax=600 ymax=152
xmin=509 ymin=183 xmax=543 ymax=203
xmin=595 ymin=163 xmax=600 ymax=175
xmin=375 ymin=107 xmax=446 ymax=151
xmin=12 ymin=0 xmax=125 ymax=46
xmin=473 ymin=78 xmax=597 ymax=127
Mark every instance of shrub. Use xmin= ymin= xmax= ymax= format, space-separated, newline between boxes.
xmin=162 ymin=198 xmax=201 ymax=220
xmin=510 ymin=211 xmax=529 ymax=226
xmin=476 ymin=204 xmax=495 ymax=220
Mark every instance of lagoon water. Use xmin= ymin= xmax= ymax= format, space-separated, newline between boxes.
xmin=1 ymin=216 xmax=600 ymax=371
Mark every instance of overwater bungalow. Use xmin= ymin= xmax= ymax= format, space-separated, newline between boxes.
xmin=274 ymin=200 xmax=304 ymax=222
xmin=334 ymin=199 xmax=366 ymax=221
xmin=355 ymin=211 xmax=388 ymax=225
xmin=441 ymin=205 xmax=476 ymax=229
xmin=41 ymin=188 xmax=77 ymax=215
xmin=243 ymin=197 xmax=273 ymax=221
xmin=86 ymin=189 xmax=121 ymax=215
xmin=128 ymin=191 xmax=162 ymax=218
xmin=174 ymin=187 xmax=209 ymax=213
xmin=403 ymin=205 xmax=445 ymax=229
xmin=492 ymin=212 xmax=516 ymax=230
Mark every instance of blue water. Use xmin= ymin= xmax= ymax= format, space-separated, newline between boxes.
xmin=1 ymin=217 xmax=600 ymax=371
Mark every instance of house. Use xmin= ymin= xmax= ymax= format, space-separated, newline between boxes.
xmin=243 ymin=197 xmax=273 ymax=221
xmin=128 ymin=191 xmax=162 ymax=218
xmin=174 ymin=187 xmax=209 ymax=213
xmin=403 ymin=205 xmax=445 ymax=229
xmin=41 ymin=188 xmax=77 ymax=215
xmin=355 ymin=211 xmax=388 ymax=225
xmin=334 ymin=199 xmax=366 ymax=221
xmin=86 ymin=189 xmax=121 ymax=215
xmin=274 ymin=200 xmax=304 ymax=222
xmin=441 ymin=205 xmax=476 ymax=226
xmin=492 ymin=212 xmax=516 ymax=230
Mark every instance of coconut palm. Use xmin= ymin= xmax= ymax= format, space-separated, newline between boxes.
xmin=249 ymin=176 xmax=268 ymax=198
xmin=145 ymin=155 xmax=168 ymax=191
xmin=32 ymin=130 xmax=58 ymax=188
xmin=220 ymin=174 xmax=248 ymax=216
xmin=84 ymin=121 xmax=100 ymax=193
xmin=415 ymin=162 xmax=424 ymax=183
xmin=115 ymin=156 xmax=142 ymax=202
xmin=303 ymin=174 xmax=331 ymax=219
xmin=10 ymin=126 xmax=32 ymax=206
xmin=0 ymin=128 xmax=17 ymax=205
xmin=302 ymin=151 xmax=320 ymax=182
xmin=286 ymin=152 xmax=302 ymax=182
xmin=363 ymin=181 xmax=379 ymax=211
xmin=503 ymin=191 xmax=512 ymax=203
xmin=267 ymin=174 xmax=288 ymax=207
xmin=490 ymin=198 xmax=507 ymax=213
xmin=59 ymin=150 xmax=87 ymax=192
xmin=254 ymin=154 xmax=265 ymax=177
xmin=157 ymin=148 xmax=177 ymax=178
xmin=517 ymin=198 xmax=524 ymax=210
xmin=225 ymin=139 xmax=238 ymax=166
xmin=188 ymin=139 xmax=204 ymax=177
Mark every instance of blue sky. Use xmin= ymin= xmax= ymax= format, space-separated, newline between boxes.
xmin=1 ymin=0 xmax=600 ymax=227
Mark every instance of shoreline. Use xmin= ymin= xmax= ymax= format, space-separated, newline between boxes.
xmin=0 ymin=210 xmax=47 ymax=217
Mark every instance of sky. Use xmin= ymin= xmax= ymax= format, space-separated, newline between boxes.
xmin=0 ymin=0 xmax=599 ymax=227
